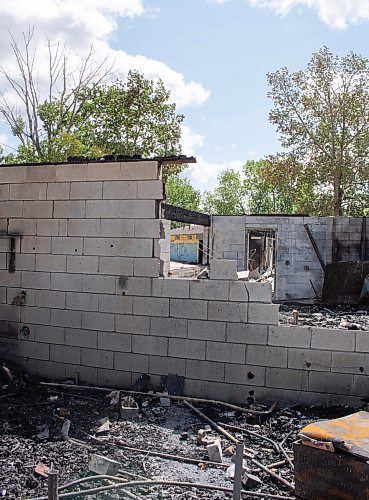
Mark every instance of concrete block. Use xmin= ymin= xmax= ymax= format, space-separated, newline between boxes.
xmin=35 ymin=254 xmax=66 ymax=272
xmin=100 ymin=219 xmax=135 ymax=238
xmin=50 ymin=344 xmax=80 ymax=365
xmin=115 ymin=314 xmax=150 ymax=335
xmin=22 ymin=271 xmax=50 ymax=289
xmin=83 ymin=237 xmax=118 ymax=256
xmin=54 ymin=201 xmax=85 ymax=218
xmin=132 ymin=296 xmax=169 ymax=317
xmin=188 ymin=320 xmax=226 ymax=341
xmin=82 ymin=311 xmax=114 ymax=332
xmin=228 ymin=282 xmax=248 ymax=302
xmin=98 ymin=369 xmax=132 ymax=389
xmin=268 ymin=326 xmax=311 ymax=348
xmin=207 ymin=440 xmax=223 ymax=463
xmin=51 ymin=272 xmax=82 ymax=292
xmin=309 ymin=371 xmax=354 ymax=395
xmin=99 ymin=256 xmax=134 ymax=276
xmin=68 ymin=219 xmax=100 ymax=237
xmin=152 ymin=278 xmax=190 ymax=298
xmin=168 ymin=338 xmax=206 ymax=360
xmin=149 ymin=355 xmax=186 ymax=376
xmin=86 ymin=162 xmax=123 ymax=181
xmin=98 ymin=294 xmax=132 ymax=314
xmin=66 ymin=292 xmax=98 ymax=311
xmin=86 ymin=200 xmax=156 ymax=219
xmin=35 ymin=290 xmax=66 ymax=309
xmin=137 ymin=180 xmax=163 ymax=199
xmin=225 ymin=364 xmax=265 ymax=386
xmin=65 ymin=328 xmax=97 ymax=348
xmin=31 ymin=360 xmax=65 ymax=380
xmin=132 ymin=335 xmax=168 ymax=356
xmin=98 ymin=331 xmax=132 ymax=352
xmin=0 ymin=270 xmax=21 ymax=287
xmin=119 ymin=161 xmax=159 ymax=180
xmin=243 ymin=282 xmax=272 ymax=303
xmin=70 ymin=181 xmax=102 ymax=199
xmin=0 ymin=184 xmax=9 ymax=200
xmin=331 ymin=351 xmax=368 ymax=374
xmin=23 ymin=201 xmax=53 ymax=219
xmin=65 ymin=364 xmax=97 ymax=385
xmin=15 ymin=254 xmax=35 ymax=271
xmin=186 ymin=359 xmax=225 ymax=382
xmin=8 ymin=218 xmax=37 ymax=235
xmin=52 ymin=237 xmax=83 ymax=255
xmin=246 ymin=345 xmax=287 ymax=368
xmin=56 ymin=164 xmax=87 ymax=182
xmin=208 ymin=301 xmax=247 ymax=323
xmin=266 ymin=367 xmax=307 ymax=391
xmin=118 ymin=277 xmax=152 ymax=296
xmin=356 ymin=332 xmax=369 ymax=353
xmin=226 ymin=323 xmax=268 ymax=344
xmin=67 ymin=255 xmax=99 ymax=274
xmin=89 ymin=237 xmax=153 ymax=258
xmin=114 ymin=351 xmax=149 ymax=372
xmin=26 ymin=165 xmax=56 ymax=182
xmin=150 ymin=317 xmax=187 ymax=338
xmin=21 ymin=236 xmax=51 ymax=254
xmin=311 ymin=328 xmax=355 ymax=351
xmin=190 ymin=280 xmax=229 ymax=301
xmin=135 ymin=219 xmax=161 ymax=238
xmin=89 ymin=454 xmax=120 ymax=476
xmin=0 ymin=304 xmax=20 ymax=322
xmin=210 ymin=259 xmax=238 ymax=280
xmin=16 ymin=341 xmax=50 ymax=361
xmin=82 ymin=275 xmax=116 ymax=294
xmin=10 ymin=183 xmax=47 ymax=200
xmin=287 ymin=348 xmax=331 ymax=371
xmin=81 ymin=348 xmax=113 ymax=369
xmin=102 ymin=180 xmax=137 ymax=199
xmin=47 ymin=182 xmax=70 ymax=200
xmin=0 ymin=166 xmax=26 ymax=184
xmin=206 ymin=341 xmax=245 ymax=364
xmin=133 ymin=258 xmax=159 ymax=277
xmin=51 ymin=309 xmax=82 ymax=328
xmin=170 ymin=298 xmax=207 ymax=320
xmin=37 ymin=219 xmax=59 ymax=236
xmin=248 ymin=303 xmax=279 ymax=325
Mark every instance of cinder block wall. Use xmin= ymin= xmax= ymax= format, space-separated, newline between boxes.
xmin=0 ymin=161 xmax=367 ymax=406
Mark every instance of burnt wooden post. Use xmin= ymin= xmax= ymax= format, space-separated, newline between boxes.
xmin=233 ymin=443 xmax=244 ymax=500
xmin=48 ymin=469 xmax=59 ymax=500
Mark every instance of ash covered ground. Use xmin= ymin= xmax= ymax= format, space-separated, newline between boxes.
xmin=0 ymin=381 xmax=360 ymax=499
xmin=279 ymin=304 xmax=369 ymax=331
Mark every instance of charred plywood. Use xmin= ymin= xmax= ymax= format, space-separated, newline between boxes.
xmin=322 ymin=261 xmax=369 ymax=304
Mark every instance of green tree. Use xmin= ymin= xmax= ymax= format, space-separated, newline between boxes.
xmin=203 ymin=169 xmax=247 ymax=215
xmin=244 ymin=160 xmax=294 ymax=213
xmin=1 ymin=31 xmax=185 ymax=176
xmin=165 ymin=175 xmax=201 ymax=211
xmin=266 ymin=46 xmax=369 ymax=215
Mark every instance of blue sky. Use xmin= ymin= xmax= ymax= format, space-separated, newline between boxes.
xmin=0 ymin=0 xmax=368 ymax=189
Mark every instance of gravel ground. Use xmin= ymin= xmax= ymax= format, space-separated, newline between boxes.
xmin=279 ymin=304 xmax=369 ymax=330
xmin=0 ymin=380 xmax=361 ymax=500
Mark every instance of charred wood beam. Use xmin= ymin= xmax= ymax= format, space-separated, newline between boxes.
xmin=161 ymin=203 xmax=211 ymax=227
xmin=303 ymin=224 xmax=326 ymax=271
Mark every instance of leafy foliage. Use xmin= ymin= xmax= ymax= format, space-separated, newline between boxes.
xmin=0 ymin=32 xmax=185 ymax=175
xmin=266 ymin=46 xmax=369 ymax=215
xmin=165 ymin=175 xmax=202 ymax=212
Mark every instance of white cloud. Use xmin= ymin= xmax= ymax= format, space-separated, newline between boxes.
xmin=0 ymin=0 xmax=210 ymax=108
xmin=249 ymin=0 xmax=369 ymax=29
xmin=186 ymin=157 xmax=244 ymax=190
xmin=180 ymin=125 xmax=204 ymax=156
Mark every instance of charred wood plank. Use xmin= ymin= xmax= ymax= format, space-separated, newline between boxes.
xmin=303 ymin=224 xmax=325 ymax=271
xmin=162 ymin=204 xmax=210 ymax=226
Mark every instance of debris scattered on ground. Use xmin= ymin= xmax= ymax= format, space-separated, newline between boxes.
xmin=0 ymin=382 xmax=361 ymax=499
xmin=279 ymin=304 xmax=369 ymax=330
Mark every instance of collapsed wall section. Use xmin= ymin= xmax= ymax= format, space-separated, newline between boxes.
xmin=0 ymin=161 xmax=367 ymax=406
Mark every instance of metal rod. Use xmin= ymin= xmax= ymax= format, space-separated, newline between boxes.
xmin=233 ymin=443 xmax=244 ymax=500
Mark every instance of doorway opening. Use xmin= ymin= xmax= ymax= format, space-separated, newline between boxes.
xmin=246 ymin=229 xmax=276 ymax=291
